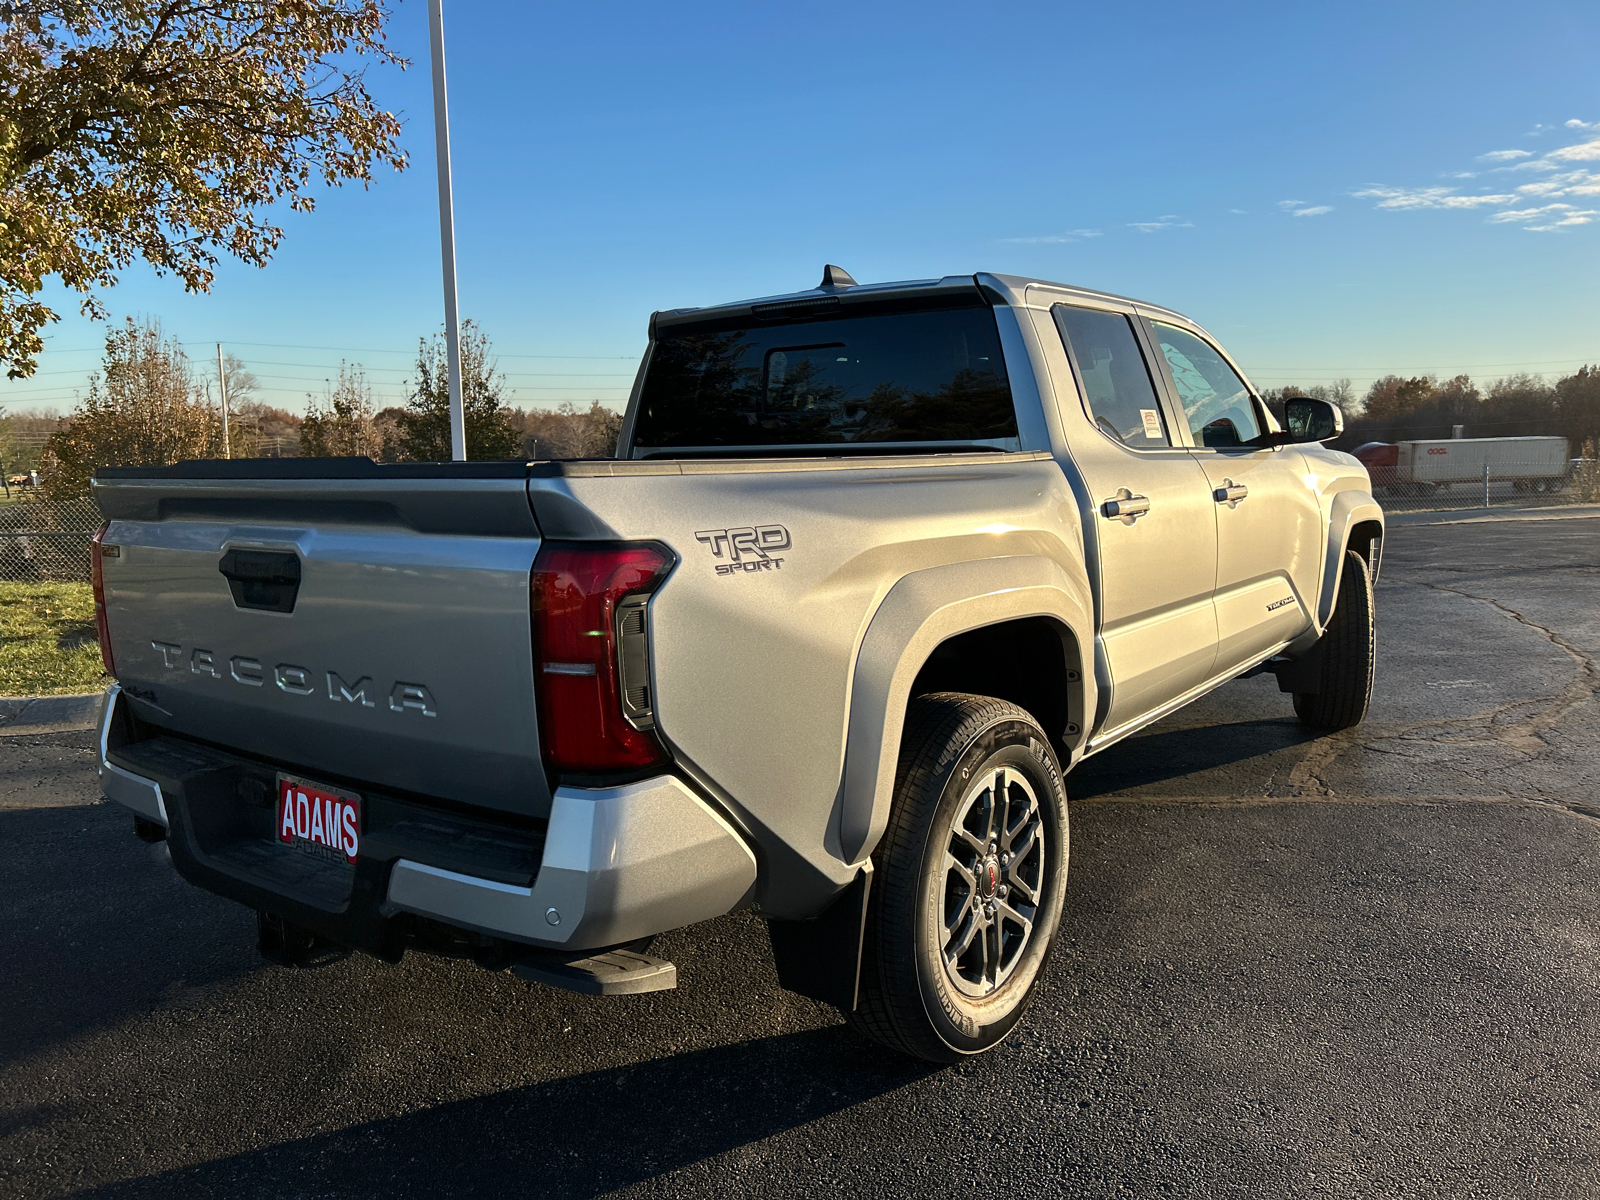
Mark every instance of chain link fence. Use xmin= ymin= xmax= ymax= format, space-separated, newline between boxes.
xmin=0 ymin=494 xmax=104 ymax=583
xmin=0 ymin=462 xmax=1591 ymax=580
xmin=1369 ymin=460 xmax=1600 ymax=515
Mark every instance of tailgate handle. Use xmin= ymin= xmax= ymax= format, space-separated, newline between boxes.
xmin=219 ymin=549 xmax=302 ymax=613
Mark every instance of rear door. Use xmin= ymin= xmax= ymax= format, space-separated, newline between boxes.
xmin=1144 ymin=320 xmax=1322 ymax=674
xmin=1050 ymin=303 xmax=1219 ymax=734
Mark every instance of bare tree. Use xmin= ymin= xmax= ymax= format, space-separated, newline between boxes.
xmin=517 ymin=401 xmax=623 ymax=459
xmin=300 ymin=362 xmax=380 ymax=457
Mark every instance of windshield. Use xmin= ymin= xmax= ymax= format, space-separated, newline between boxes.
xmin=631 ymin=301 xmax=1018 ymax=454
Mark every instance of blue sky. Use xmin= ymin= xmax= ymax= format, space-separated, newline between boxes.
xmin=6 ymin=0 xmax=1599 ymax=416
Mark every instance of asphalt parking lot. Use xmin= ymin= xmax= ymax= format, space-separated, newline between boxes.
xmin=4 ymin=511 xmax=1600 ymax=1199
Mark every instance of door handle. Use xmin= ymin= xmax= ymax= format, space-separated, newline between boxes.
xmin=1213 ymin=480 xmax=1248 ymax=507
xmin=1101 ymin=490 xmax=1151 ymax=521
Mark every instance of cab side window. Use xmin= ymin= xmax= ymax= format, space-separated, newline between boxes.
xmin=1151 ymin=322 xmax=1262 ymax=448
xmin=1053 ymin=305 xmax=1170 ymax=449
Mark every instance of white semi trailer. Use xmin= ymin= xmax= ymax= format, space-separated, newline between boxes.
xmin=1354 ymin=436 xmax=1571 ymax=494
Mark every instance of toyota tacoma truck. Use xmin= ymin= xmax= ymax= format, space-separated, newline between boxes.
xmin=91 ymin=267 xmax=1382 ymax=1062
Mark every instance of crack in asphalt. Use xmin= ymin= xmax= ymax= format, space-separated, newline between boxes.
xmin=1393 ymin=579 xmax=1600 ymax=752
xmin=1390 ymin=563 xmax=1600 ymax=576
xmin=1075 ymin=792 xmax=1600 ymax=825
xmin=1268 ymin=576 xmax=1598 ymax=803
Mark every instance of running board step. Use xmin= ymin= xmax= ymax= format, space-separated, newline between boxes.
xmin=511 ymin=949 xmax=677 ymax=996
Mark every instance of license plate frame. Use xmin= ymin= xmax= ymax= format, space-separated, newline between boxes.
xmin=275 ymin=773 xmax=362 ymax=865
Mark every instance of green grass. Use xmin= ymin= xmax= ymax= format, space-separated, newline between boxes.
xmin=0 ymin=581 xmax=109 ymax=697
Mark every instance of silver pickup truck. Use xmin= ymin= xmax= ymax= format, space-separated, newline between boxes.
xmin=91 ymin=268 xmax=1382 ymax=1062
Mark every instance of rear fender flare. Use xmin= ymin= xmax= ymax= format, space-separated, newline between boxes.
xmin=836 ymin=556 xmax=1094 ymax=866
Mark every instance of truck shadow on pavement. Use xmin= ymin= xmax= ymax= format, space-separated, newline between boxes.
xmin=78 ymin=1025 xmax=936 ymax=1199
xmin=0 ymin=803 xmax=262 ymax=1069
xmin=1068 ymin=711 xmax=1321 ymax=800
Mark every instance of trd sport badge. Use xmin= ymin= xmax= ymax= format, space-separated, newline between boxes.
xmin=695 ymin=525 xmax=791 ymax=576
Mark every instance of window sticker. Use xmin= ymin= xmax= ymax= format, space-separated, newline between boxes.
xmin=1139 ymin=409 xmax=1163 ymax=440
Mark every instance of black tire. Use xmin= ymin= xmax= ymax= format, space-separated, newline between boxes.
xmin=849 ymin=693 xmax=1069 ymax=1062
xmin=1293 ymin=549 xmax=1376 ymax=730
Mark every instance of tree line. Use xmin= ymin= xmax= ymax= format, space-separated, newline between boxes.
xmin=10 ymin=317 xmax=624 ymax=498
xmin=1267 ymin=367 xmax=1600 ymax=456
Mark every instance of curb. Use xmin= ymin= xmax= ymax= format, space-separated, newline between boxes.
xmin=1384 ymin=503 xmax=1600 ymax=528
xmin=0 ymin=691 xmax=104 ymax=737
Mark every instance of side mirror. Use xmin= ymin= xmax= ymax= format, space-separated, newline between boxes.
xmin=1284 ymin=397 xmax=1344 ymax=443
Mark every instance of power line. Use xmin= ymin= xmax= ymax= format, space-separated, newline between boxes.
xmin=1246 ymin=358 xmax=1596 ymax=371
xmin=32 ymin=340 xmax=640 ymax=360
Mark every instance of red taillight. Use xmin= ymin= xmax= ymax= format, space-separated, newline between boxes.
xmin=90 ymin=522 xmax=116 ymax=677
xmin=531 ymin=542 xmax=673 ymax=773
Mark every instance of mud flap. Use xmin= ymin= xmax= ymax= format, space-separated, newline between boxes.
xmin=1271 ymin=638 xmax=1327 ymax=694
xmin=766 ymin=865 xmax=872 ymax=1012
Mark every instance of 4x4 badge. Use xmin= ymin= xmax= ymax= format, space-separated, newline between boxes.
xmin=695 ymin=525 xmax=791 ymax=576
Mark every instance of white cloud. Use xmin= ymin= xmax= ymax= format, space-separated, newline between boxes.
xmin=1292 ymin=205 xmax=1334 ymax=217
xmin=1127 ymin=216 xmax=1193 ymax=232
xmin=1353 ymin=186 xmax=1515 ymax=210
xmin=1276 ymin=199 xmax=1306 ymax=210
xmin=1002 ymin=229 xmax=1103 ymax=243
xmin=1513 ymin=170 xmax=1600 ymax=197
xmin=1351 ymin=125 xmax=1600 ymax=234
xmin=1228 ymin=208 xmax=1248 ymax=214
xmin=1485 ymin=202 xmax=1599 ymax=231
xmin=1526 ymin=212 xmax=1598 ymax=231
xmin=1487 ymin=203 xmax=1576 ymax=223
xmin=1548 ymin=137 xmax=1600 ymax=162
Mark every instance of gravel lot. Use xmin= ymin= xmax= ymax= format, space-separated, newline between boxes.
xmin=4 ymin=511 xmax=1600 ymax=1199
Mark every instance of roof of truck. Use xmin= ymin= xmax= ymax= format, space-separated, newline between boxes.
xmin=650 ymin=270 xmax=1192 ymax=332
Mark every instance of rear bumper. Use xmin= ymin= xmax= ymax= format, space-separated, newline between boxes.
xmin=96 ymin=685 xmax=757 ymax=953
xmin=97 ymin=685 xmax=167 ymax=824
xmin=384 ymin=777 xmax=757 ymax=948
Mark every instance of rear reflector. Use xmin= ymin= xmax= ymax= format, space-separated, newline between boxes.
xmin=90 ymin=522 xmax=116 ymax=677
xmin=531 ymin=543 xmax=673 ymax=773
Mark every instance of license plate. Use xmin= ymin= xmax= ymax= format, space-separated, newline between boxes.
xmin=276 ymin=774 xmax=361 ymax=865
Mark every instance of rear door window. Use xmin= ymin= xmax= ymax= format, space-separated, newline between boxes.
xmin=632 ymin=301 xmax=1017 ymax=453
xmin=1052 ymin=305 xmax=1170 ymax=449
xmin=1151 ymin=322 xmax=1263 ymax=448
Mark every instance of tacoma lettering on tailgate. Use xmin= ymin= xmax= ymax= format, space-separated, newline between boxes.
xmin=148 ymin=641 xmax=437 ymax=716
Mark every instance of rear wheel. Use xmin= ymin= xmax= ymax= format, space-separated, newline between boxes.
xmin=1293 ymin=549 xmax=1376 ymax=730
xmin=849 ymin=693 xmax=1069 ymax=1062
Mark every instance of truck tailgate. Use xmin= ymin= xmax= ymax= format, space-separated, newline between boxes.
xmin=94 ymin=469 xmax=550 ymax=818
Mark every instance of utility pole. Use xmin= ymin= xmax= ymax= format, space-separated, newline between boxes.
xmin=428 ymin=0 xmax=467 ymax=461
xmin=216 ymin=343 xmax=231 ymax=459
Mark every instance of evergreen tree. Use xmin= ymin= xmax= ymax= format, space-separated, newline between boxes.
xmin=393 ymin=321 xmax=522 ymax=461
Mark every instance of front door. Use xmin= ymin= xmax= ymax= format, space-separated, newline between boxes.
xmin=1051 ymin=304 xmax=1220 ymax=737
xmin=1147 ymin=320 xmax=1323 ymax=674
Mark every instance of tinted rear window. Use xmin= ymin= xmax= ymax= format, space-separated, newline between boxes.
xmin=631 ymin=302 xmax=1018 ymax=453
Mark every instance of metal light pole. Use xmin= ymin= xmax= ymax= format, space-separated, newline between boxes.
xmin=428 ymin=0 xmax=467 ymax=461
xmin=216 ymin=343 xmax=231 ymax=459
